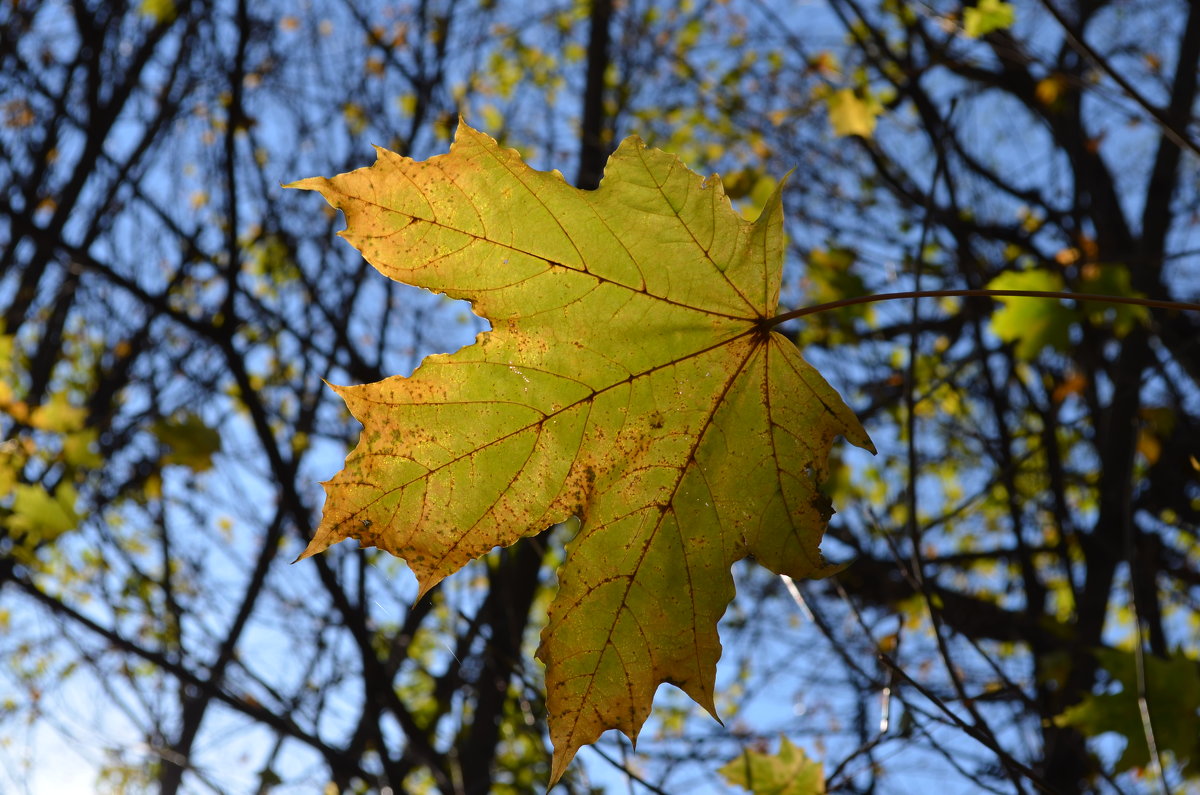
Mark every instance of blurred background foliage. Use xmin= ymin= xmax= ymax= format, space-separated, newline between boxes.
xmin=1 ymin=0 xmax=1198 ymax=792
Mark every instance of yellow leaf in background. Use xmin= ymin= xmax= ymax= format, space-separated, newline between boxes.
xmin=144 ymin=472 xmax=163 ymax=500
xmin=64 ymin=429 xmax=103 ymax=470
xmin=479 ymin=103 xmax=505 ymax=134
xmin=720 ymin=736 xmax=825 ymax=795
xmin=139 ymin=0 xmax=176 ymax=24
xmin=342 ymin=102 xmax=367 ymax=136
xmin=1137 ymin=428 xmax=1162 ymax=465
xmin=30 ymin=394 xmax=87 ymax=433
xmin=291 ymin=431 xmax=309 ymax=454
xmin=0 ymin=449 xmax=19 ymax=495
xmin=5 ymin=400 xmax=29 ymax=423
xmin=826 ymin=89 xmax=881 ymax=138
xmin=1036 ymin=74 xmax=1071 ymax=109
xmin=964 ymin=0 xmax=1015 ymax=38
xmin=397 ymin=93 xmax=417 ymax=116
xmin=1019 ymin=206 xmax=1043 ymax=233
xmin=808 ymin=50 xmax=839 ymax=77
xmin=8 ymin=482 xmax=80 ymax=543
xmin=740 ymin=173 xmax=779 ymax=220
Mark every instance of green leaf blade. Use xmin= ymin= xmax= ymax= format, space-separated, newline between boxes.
xmin=986 ymin=270 xmax=1074 ymax=359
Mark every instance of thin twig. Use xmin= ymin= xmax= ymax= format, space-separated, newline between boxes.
xmin=1133 ymin=637 xmax=1171 ymax=795
xmin=903 ymin=103 xmax=1033 ymax=794
xmin=585 ymin=742 xmax=672 ymax=795
xmin=877 ymin=654 xmax=1057 ymax=793
xmin=1035 ymin=0 xmax=1200 ymax=158
xmin=766 ymin=288 xmax=1200 ymax=327
xmin=1127 ymin=517 xmax=1172 ymax=794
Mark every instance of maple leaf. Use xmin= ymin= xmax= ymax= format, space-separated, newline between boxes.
xmin=289 ymin=122 xmax=872 ymax=785
xmin=719 ymin=736 xmax=825 ymax=795
xmin=1056 ymin=648 xmax=1200 ymax=777
xmin=986 ymin=270 xmax=1072 ymax=359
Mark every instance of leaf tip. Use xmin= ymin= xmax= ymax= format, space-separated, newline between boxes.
xmin=293 ymin=536 xmax=331 ymax=564
xmin=453 ymin=117 xmax=488 ymax=147
xmin=837 ymin=408 xmax=875 ymax=455
xmin=547 ymin=749 xmax=577 ymax=791
xmin=413 ymin=574 xmax=444 ymax=602
xmin=813 ymin=556 xmax=853 ymax=580
xmin=855 ymin=430 xmax=877 ymax=455
xmin=282 ymin=176 xmax=328 ymax=193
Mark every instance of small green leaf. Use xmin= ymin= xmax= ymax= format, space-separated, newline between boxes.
xmin=719 ymin=736 xmax=825 ymax=795
xmin=807 ymin=247 xmax=868 ymax=303
xmin=152 ymin=414 xmax=221 ymax=471
xmin=964 ymin=0 xmax=1015 ymax=38
xmin=986 ymin=270 xmax=1073 ymax=359
xmin=1078 ymin=264 xmax=1149 ymax=337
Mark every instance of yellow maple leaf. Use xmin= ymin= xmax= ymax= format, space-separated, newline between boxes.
xmin=290 ymin=123 xmax=872 ymax=785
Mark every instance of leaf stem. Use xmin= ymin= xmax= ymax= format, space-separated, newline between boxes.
xmin=766 ymin=289 xmax=1200 ymax=328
